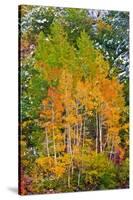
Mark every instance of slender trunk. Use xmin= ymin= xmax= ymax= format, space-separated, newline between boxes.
xmin=52 ymin=103 xmax=57 ymax=163
xmin=103 ymin=132 xmax=109 ymax=151
xmin=65 ymin=105 xmax=72 ymax=154
xmin=76 ymin=102 xmax=79 ymax=146
xmin=83 ymin=119 xmax=85 ymax=148
xmin=67 ymin=124 xmax=72 ymax=154
xmin=69 ymin=125 xmax=72 ymax=154
xmin=76 ymin=124 xmax=79 ymax=146
xmin=71 ymin=161 xmax=74 ymax=175
xmin=78 ymin=121 xmax=83 ymax=187
xmin=81 ymin=119 xmax=85 ymax=175
xmin=45 ymin=128 xmax=50 ymax=157
xmin=52 ymin=128 xmax=57 ymax=162
xmin=64 ymin=128 xmax=66 ymax=150
xmin=99 ymin=114 xmax=103 ymax=153
xmin=66 ymin=127 xmax=69 ymax=153
xmin=66 ymin=111 xmax=73 ymax=185
xmin=96 ymin=111 xmax=99 ymax=153
xmin=79 ymin=121 xmax=82 ymax=146
xmin=68 ymin=167 xmax=71 ymax=188
xmin=73 ymin=125 xmax=76 ymax=145
xmin=78 ymin=170 xmax=81 ymax=186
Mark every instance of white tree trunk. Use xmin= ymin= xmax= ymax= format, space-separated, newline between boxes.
xmin=78 ymin=170 xmax=81 ymax=187
xmin=99 ymin=114 xmax=103 ymax=152
xmin=45 ymin=128 xmax=50 ymax=157
xmin=96 ymin=111 xmax=98 ymax=153
xmin=52 ymin=103 xmax=57 ymax=163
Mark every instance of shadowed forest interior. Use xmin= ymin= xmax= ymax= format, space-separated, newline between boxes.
xmin=19 ymin=5 xmax=129 ymax=195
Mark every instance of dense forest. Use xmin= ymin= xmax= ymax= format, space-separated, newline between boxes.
xmin=19 ymin=5 xmax=129 ymax=195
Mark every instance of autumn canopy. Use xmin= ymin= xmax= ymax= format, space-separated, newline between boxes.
xmin=19 ymin=6 xmax=129 ymax=195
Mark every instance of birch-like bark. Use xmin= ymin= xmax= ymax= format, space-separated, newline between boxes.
xmin=76 ymin=124 xmax=79 ymax=146
xmin=79 ymin=121 xmax=82 ymax=146
xmin=99 ymin=114 xmax=103 ymax=153
xmin=78 ymin=170 xmax=81 ymax=186
xmin=52 ymin=103 xmax=57 ymax=163
xmin=64 ymin=128 xmax=66 ymax=148
xmin=83 ymin=119 xmax=85 ymax=148
xmin=73 ymin=125 xmax=76 ymax=145
xmin=96 ymin=111 xmax=99 ymax=153
xmin=76 ymin=102 xmax=79 ymax=146
xmin=68 ymin=167 xmax=71 ymax=188
xmin=45 ymin=128 xmax=50 ymax=157
xmin=71 ymin=161 xmax=74 ymax=175
xmin=68 ymin=124 xmax=72 ymax=154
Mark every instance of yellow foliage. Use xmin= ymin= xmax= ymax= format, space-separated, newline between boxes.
xmin=22 ymin=159 xmax=29 ymax=167
xmin=51 ymin=165 xmax=65 ymax=178
xmin=73 ymin=146 xmax=80 ymax=154
xmin=36 ymin=156 xmax=54 ymax=169
xmin=122 ymin=123 xmax=129 ymax=132
xmin=56 ymin=144 xmax=65 ymax=152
